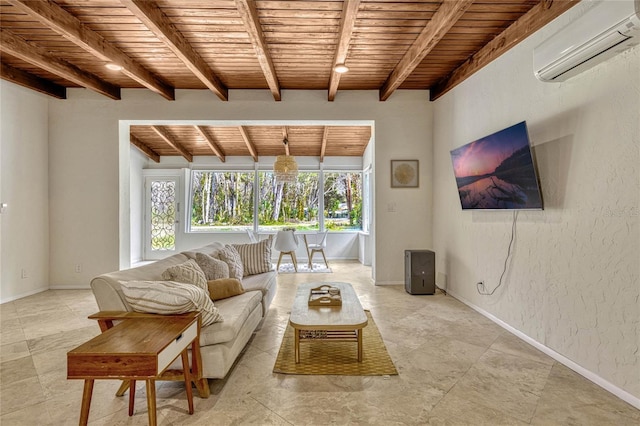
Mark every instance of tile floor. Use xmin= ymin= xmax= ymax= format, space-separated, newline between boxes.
xmin=1 ymin=261 xmax=638 ymax=425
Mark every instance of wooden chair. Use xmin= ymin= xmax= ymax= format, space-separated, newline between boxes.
xmin=274 ymin=230 xmax=299 ymax=272
xmin=246 ymin=229 xmax=258 ymax=243
xmin=303 ymin=230 xmax=329 ymax=269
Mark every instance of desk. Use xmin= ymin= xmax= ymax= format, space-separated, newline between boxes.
xmin=67 ymin=312 xmax=200 ymax=426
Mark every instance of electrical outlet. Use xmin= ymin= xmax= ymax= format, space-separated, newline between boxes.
xmin=75 ymin=264 xmax=82 ymax=273
xmin=21 ymin=269 xmax=28 ymax=279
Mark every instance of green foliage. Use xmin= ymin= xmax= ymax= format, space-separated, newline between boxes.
xmin=324 ymin=172 xmax=362 ymax=230
xmin=190 ymin=170 xmax=362 ymax=232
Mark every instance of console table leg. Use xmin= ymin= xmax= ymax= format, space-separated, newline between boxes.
xmin=146 ymin=379 xmax=157 ymax=426
xmin=181 ymin=350 xmax=194 ymax=414
xmin=294 ymin=329 xmax=300 ymax=363
xmin=357 ymin=329 xmax=363 ymax=362
xmin=79 ymin=379 xmax=94 ymax=426
xmin=128 ymin=380 xmax=136 ymax=416
xmin=115 ymin=379 xmax=130 ymax=397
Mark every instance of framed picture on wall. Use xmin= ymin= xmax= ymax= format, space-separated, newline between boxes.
xmin=391 ymin=160 xmax=419 ymax=188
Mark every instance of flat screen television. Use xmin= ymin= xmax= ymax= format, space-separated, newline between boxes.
xmin=450 ymin=121 xmax=543 ymax=210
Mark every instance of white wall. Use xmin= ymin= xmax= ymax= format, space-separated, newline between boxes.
xmin=432 ymin=5 xmax=639 ymax=403
xmin=0 ymin=81 xmax=50 ymax=302
xmin=129 ymin=146 xmax=147 ymax=263
xmin=48 ymin=90 xmax=432 ymax=287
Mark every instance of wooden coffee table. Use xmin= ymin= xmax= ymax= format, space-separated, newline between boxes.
xmin=67 ymin=312 xmax=201 ymax=426
xmin=289 ymin=282 xmax=368 ymax=363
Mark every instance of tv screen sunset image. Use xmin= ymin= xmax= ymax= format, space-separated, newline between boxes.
xmin=450 ymin=122 xmax=543 ymax=210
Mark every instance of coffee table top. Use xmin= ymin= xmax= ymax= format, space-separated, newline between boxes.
xmin=289 ymin=282 xmax=368 ymax=330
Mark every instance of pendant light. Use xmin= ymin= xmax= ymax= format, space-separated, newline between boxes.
xmin=273 ymin=138 xmax=298 ymax=183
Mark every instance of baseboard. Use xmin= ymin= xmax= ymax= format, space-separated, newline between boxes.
xmin=48 ymin=284 xmax=92 ymax=290
xmin=374 ymin=280 xmax=403 ymax=286
xmin=447 ymin=289 xmax=640 ymax=410
xmin=0 ymin=286 xmax=49 ymax=304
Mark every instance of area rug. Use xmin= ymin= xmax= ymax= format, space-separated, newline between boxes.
xmin=273 ymin=311 xmax=398 ymax=376
xmin=276 ymin=263 xmax=332 ymax=274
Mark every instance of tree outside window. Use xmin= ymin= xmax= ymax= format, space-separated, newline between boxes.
xmin=324 ymin=172 xmax=363 ymax=231
xmin=258 ymin=172 xmax=319 ymax=231
xmin=190 ymin=171 xmax=254 ymax=231
xmin=188 ymin=170 xmax=362 ymax=233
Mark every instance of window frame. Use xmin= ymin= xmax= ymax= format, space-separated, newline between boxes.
xmin=187 ymin=169 xmax=256 ymax=233
xmin=322 ymin=169 xmax=364 ymax=232
xmin=186 ymin=167 xmax=365 ymax=234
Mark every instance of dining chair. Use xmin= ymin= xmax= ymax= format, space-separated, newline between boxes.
xmin=246 ymin=229 xmax=258 ymax=243
xmin=274 ymin=230 xmax=299 ymax=272
xmin=303 ymin=230 xmax=329 ymax=269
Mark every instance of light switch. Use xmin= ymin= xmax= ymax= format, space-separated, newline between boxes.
xmin=387 ymin=202 xmax=396 ymax=212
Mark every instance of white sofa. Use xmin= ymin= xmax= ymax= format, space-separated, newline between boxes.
xmin=90 ymin=243 xmax=277 ymax=380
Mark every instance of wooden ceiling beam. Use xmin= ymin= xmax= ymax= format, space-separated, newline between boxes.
xmin=282 ymin=126 xmax=290 ymax=155
xmin=0 ymin=61 xmax=66 ymax=99
xmin=130 ymin=135 xmax=160 ymax=163
xmin=151 ymin=125 xmax=193 ymax=162
xmin=235 ymin=0 xmax=280 ymax=101
xmin=120 ymin=0 xmax=228 ymax=101
xmin=379 ymin=0 xmax=474 ymax=101
xmin=328 ymin=0 xmax=360 ymax=101
xmin=430 ymin=0 xmax=580 ymax=101
xmin=0 ymin=28 xmax=120 ymax=100
xmin=320 ymin=126 xmax=329 ymax=163
xmin=194 ymin=125 xmax=226 ymax=162
xmin=7 ymin=0 xmax=174 ymax=101
xmin=238 ymin=126 xmax=258 ymax=162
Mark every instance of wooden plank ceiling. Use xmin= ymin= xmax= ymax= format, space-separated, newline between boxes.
xmin=129 ymin=124 xmax=371 ymax=163
xmin=0 ymin=0 xmax=579 ymax=161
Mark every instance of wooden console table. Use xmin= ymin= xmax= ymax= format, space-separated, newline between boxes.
xmin=67 ymin=312 xmax=203 ymax=426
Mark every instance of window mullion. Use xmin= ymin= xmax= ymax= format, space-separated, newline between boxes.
xmin=319 ymin=164 xmax=324 ymax=232
xmin=253 ymin=164 xmax=259 ymax=232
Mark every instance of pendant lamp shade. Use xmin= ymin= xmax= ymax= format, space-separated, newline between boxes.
xmin=274 ymin=138 xmax=298 ymax=183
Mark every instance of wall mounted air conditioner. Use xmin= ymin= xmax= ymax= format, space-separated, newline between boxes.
xmin=534 ymin=0 xmax=640 ymax=82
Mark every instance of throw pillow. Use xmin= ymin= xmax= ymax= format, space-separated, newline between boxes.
xmin=217 ymin=245 xmax=244 ymax=280
xmin=232 ymin=236 xmax=273 ymax=276
xmin=206 ymin=278 xmax=245 ymax=301
xmin=195 ymin=252 xmax=229 ymax=280
xmin=120 ymin=280 xmax=223 ymax=326
xmin=161 ymin=259 xmax=208 ymax=292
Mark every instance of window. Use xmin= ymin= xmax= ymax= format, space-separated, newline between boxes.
xmin=258 ymin=171 xmax=319 ymax=231
xmin=149 ymin=179 xmax=177 ymax=250
xmin=324 ymin=172 xmax=363 ymax=231
xmin=363 ymin=169 xmax=371 ymax=233
xmin=187 ymin=169 xmax=363 ymax=233
xmin=190 ymin=171 xmax=254 ymax=232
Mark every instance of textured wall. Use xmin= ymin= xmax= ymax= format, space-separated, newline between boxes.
xmin=0 ymin=81 xmax=50 ymax=302
xmin=432 ymin=6 xmax=639 ymax=399
xmin=47 ymin=90 xmax=431 ymax=286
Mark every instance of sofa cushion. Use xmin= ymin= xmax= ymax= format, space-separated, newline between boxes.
xmin=217 ymin=245 xmax=243 ymax=280
xmin=120 ymin=280 xmax=223 ymax=326
xmin=199 ymin=291 xmax=262 ymax=345
xmin=207 ymin=278 xmax=245 ymax=301
xmin=161 ymin=259 xmax=207 ymax=291
xmin=232 ymin=236 xmax=273 ymax=276
xmin=195 ymin=252 xmax=229 ymax=280
xmin=182 ymin=242 xmax=226 ymax=260
xmin=241 ymin=271 xmax=276 ymax=297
